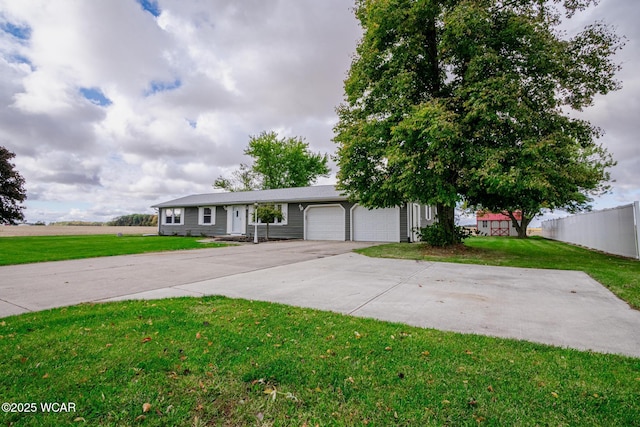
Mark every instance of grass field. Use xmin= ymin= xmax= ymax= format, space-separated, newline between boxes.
xmin=0 ymin=235 xmax=228 ymax=266
xmin=1 ymin=297 xmax=638 ymax=426
xmin=356 ymin=237 xmax=640 ymax=310
xmin=0 ymin=225 xmax=158 ymax=237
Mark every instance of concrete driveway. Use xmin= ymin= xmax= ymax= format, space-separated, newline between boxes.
xmin=1 ymin=240 xmax=639 ymax=358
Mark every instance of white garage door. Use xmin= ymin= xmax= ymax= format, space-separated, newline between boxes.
xmin=352 ymin=205 xmax=400 ymax=242
xmin=305 ymin=205 xmax=345 ymax=241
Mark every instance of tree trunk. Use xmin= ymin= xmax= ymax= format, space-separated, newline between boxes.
xmin=508 ymin=211 xmax=532 ymax=238
xmin=436 ymin=203 xmax=456 ymax=243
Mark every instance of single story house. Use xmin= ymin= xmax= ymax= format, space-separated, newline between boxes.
xmin=476 ymin=211 xmax=522 ymax=236
xmin=152 ymin=185 xmax=436 ymax=242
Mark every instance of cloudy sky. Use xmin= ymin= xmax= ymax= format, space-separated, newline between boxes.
xmin=0 ymin=0 xmax=638 ymax=224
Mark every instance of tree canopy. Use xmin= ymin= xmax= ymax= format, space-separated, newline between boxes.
xmin=253 ymin=204 xmax=285 ymax=241
xmin=215 ymin=131 xmax=330 ymax=192
xmin=334 ymin=0 xmax=622 ymax=241
xmin=0 ymin=146 xmax=27 ymax=225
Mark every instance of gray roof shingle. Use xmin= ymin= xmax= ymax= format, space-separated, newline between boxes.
xmin=152 ymin=185 xmax=347 ymax=208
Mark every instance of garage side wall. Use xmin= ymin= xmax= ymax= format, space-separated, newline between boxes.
xmin=417 ymin=205 xmax=437 ymax=229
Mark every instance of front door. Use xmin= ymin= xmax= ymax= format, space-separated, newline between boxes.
xmin=231 ymin=206 xmax=245 ymax=234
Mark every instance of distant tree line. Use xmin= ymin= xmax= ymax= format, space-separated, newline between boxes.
xmin=107 ymin=214 xmax=158 ymax=227
xmin=50 ymin=221 xmax=104 ymax=226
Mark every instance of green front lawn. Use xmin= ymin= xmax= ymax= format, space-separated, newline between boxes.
xmin=1 ymin=297 xmax=638 ymax=426
xmin=0 ymin=235 xmax=229 ymax=266
xmin=356 ymin=237 xmax=640 ymax=310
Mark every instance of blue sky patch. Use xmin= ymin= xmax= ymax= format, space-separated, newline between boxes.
xmin=9 ymin=54 xmax=34 ymax=69
xmin=80 ymin=87 xmax=112 ymax=107
xmin=1 ymin=21 xmax=32 ymax=40
xmin=136 ymin=0 xmax=161 ymax=18
xmin=146 ymin=79 xmax=182 ymax=96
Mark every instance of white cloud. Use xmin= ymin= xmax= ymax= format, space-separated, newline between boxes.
xmin=0 ymin=0 xmax=637 ymax=224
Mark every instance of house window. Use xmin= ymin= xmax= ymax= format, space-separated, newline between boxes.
xmin=249 ymin=203 xmax=288 ymax=226
xmin=198 ymin=206 xmax=216 ymax=225
xmin=482 ymin=220 xmax=488 ymax=228
xmin=163 ymin=208 xmax=183 ymax=225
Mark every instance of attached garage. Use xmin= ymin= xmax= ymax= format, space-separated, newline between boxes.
xmin=351 ymin=205 xmax=401 ymax=242
xmin=304 ymin=205 xmax=345 ymax=241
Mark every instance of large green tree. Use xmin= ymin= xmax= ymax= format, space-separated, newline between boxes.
xmin=448 ymin=0 xmax=621 ymax=237
xmin=0 ymin=146 xmax=27 ymax=225
xmin=334 ymin=0 xmax=622 ymax=242
xmin=215 ymin=131 xmax=330 ymax=191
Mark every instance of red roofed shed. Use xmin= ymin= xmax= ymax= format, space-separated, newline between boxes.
xmin=476 ymin=211 xmax=522 ymax=236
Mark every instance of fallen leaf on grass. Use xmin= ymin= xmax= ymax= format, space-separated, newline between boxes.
xmin=141 ymin=337 xmax=152 ymax=343
xmin=285 ymin=392 xmax=299 ymax=402
xmin=551 ymin=392 xmax=559 ymax=398
xmin=42 ymin=373 xmax=49 ymax=379
xmin=135 ymin=415 xmax=146 ymax=422
xmin=142 ymin=403 xmax=152 ymax=413
xmin=264 ymin=387 xmax=277 ymax=401
xmin=73 ymin=417 xmax=86 ymax=422
xmin=195 ymin=332 xmax=202 ymax=339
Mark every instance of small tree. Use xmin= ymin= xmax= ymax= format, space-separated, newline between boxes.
xmin=254 ymin=204 xmax=284 ymax=241
xmin=0 ymin=146 xmax=27 ymax=225
xmin=215 ymin=131 xmax=330 ymax=192
xmin=213 ymin=163 xmax=260 ymax=192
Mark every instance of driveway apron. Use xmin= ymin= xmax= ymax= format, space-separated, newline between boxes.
xmin=1 ymin=241 xmax=638 ymax=357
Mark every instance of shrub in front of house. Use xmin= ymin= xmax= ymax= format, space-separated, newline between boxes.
xmin=417 ymin=223 xmax=472 ymax=247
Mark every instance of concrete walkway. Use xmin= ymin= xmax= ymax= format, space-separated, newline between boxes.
xmin=1 ymin=241 xmax=639 ymax=358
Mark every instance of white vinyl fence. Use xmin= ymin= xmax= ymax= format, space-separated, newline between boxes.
xmin=541 ymin=202 xmax=640 ymax=259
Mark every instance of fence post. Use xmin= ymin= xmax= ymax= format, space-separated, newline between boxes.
xmin=634 ymin=201 xmax=640 ymax=260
